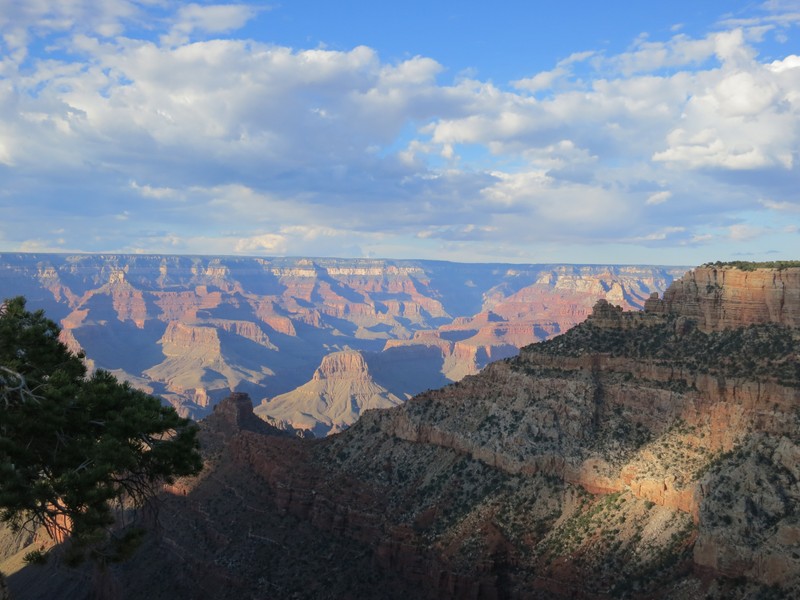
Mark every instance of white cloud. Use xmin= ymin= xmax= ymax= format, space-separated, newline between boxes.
xmin=646 ymin=191 xmax=672 ymax=205
xmin=169 ymin=3 xmax=260 ymax=39
xmin=514 ymin=50 xmax=596 ymax=93
xmin=651 ymin=37 xmax=799 ymax=171
xmin=689 ymin=233 xmax=714 ymax=244
xmin=0 ymin=2 xmax=799 ymax=261
xmin=481 ymin=170 xmax=632 ymax=237
xmin=630 ymin=226 xmax=686 ymax=242
xmin=234 ymin=233 xmax=287 ymax=254
xmin=760 ymin=198 xmax=800 ymax=212
xmin=653 ymin=128 xmax=776 ymax=169
xmin=610 ymin=33 xmax=717 ymax=75
xmin=513 ymin=68 xmax=567 ymax=93
xmin=768 ymin=54 xmax=800 ymax=71
xmin=728 ymin=224 xmax=768 ymax=241
xmin=0 ymin=0 xmax=142 ymax=48
xmin=130 ymin=181 xmax=183 ymax=200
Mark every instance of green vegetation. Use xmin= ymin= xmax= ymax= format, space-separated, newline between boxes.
xmin=0 ymin=297 xmax=202 ymax=562
xmin=702 ymin=260 xmax=800 ymax=271
xmin=22 ymin=549 xmax=48 ymax=565
xmin=527 ymin=317 xmax=800 ymax=387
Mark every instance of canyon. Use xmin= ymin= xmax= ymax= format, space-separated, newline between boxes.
xmin=0 ymin=253 xmax=683 ymax=435
xmin=2 ymin=262 xmax=798 ymax=599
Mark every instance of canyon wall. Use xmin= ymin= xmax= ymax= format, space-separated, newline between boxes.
xmin=0 ymin=253 xmax=683 ymax=433
xmin=645 ymin=264 xmax=800 ymax=331
xmin=5 ymin=263 xmax=799 ymax=600
xmin=231 ymin=264 xmax=800 ymax=597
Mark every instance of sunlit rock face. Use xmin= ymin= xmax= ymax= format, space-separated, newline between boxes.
xmin=645 ymin=265 xmax=800 ymax=331
xmin=254 ymin=350 xmax=405 ymax=437
xmin=0 ymin=253 xmax=683 ymax=429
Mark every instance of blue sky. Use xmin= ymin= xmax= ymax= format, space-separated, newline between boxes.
xmin=0 ymin=1 xmax=798 ymax=264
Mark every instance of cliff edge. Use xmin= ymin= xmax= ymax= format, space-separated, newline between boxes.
xmin=644 ymin=263 xmax=800 ymax=331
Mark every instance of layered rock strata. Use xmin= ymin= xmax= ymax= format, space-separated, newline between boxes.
xmin=237 ymin=264 xmax=799 ymax=597
xmin=254 ymin=351 xmax=405 ymax=436
xmin=0 ymin=253 xmax=682 ymax=431
xmin=7 ymin=263 xmax=799 ymax=600
xmin=644 ymin=264 xmax=800 ymax=331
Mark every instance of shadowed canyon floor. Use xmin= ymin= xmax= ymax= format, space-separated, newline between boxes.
xmin=3 ymin=263 xmax=799 ymax=599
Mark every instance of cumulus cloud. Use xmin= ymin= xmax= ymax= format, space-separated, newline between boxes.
xmin=164 ymin=3 xmax=261 ymax=45
xmin=235 ymin=233 xmax=287 ymax=254
xmin=0 ymin=2 xmax=799 ymax=262
xmin=513 ymin=51 xmax=596 ymax=93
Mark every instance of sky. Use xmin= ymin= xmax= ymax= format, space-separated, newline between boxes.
xmin=0 ymin=1 xmax=799 ymax=265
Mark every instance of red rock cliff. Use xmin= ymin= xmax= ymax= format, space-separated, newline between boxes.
xmin=645 ymin=265 xmax=800 ymax=331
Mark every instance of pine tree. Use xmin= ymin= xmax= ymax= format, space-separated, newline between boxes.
xmin=0 ymin=297 xmax=202 ymax=561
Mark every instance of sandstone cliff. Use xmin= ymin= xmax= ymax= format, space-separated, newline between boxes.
xmin=645 ymin=264 xmax=800 ymax=331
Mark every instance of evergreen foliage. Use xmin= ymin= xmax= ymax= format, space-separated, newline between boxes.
xmin=527 ymin=317 xmax=800 ymax=386
xmin=702 ymin=260 xmax=800 ymax=271
xmin=0 ymin=297 xmax=202 ymax=560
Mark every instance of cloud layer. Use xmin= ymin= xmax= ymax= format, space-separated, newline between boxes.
xmin=1 ymin=1 xmax=799 ymax=263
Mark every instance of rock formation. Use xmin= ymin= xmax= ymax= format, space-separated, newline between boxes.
xmin=5 ymin=262 xmax=796 ymax=599
xmin=0 ymin=254 xmax=683 ymax=432
xmin=644 ymin=263 xmax=800 ymax=331
xmin=254 ymin=351 xmax=405 ymax=436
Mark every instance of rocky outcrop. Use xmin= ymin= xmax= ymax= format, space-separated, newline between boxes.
xmin=203 ymin=392 xmax=285 ymax=440
xmin=645 ymin=265 xmax=800 ymax=331
xmin=212 ymin=320 xmax=275 ymax=349
xmin=161 ymin=321 xmax=221 ymax=352
xmin=154 ymin=288 xmax=224 ymax=321
xmin=106 ymin=277 xmax=148 ymax=328
xmin=313 ymin=350 xmax=371 ymax=381
xmin=255 ymin=350 xmax=404 ymax=436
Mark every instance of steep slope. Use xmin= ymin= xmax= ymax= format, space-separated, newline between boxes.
xmin=2 ymin=394 xmax=422 ymax=600
xmin=143 ymin=321 xmax=276 ymax=415
xmin=215 ymin=264 xmax=800 ymax=597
